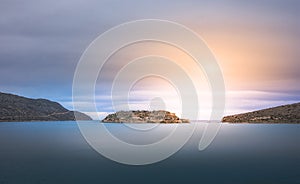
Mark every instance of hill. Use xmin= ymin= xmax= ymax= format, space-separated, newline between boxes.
xmin=0 ymin=92 xmax=92 ymax=122
xmin=222 ymin=102 xmax=300 ymax=123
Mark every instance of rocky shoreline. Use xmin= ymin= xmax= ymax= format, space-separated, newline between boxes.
xmin=102 ymin=110 xmax=190 ymax=123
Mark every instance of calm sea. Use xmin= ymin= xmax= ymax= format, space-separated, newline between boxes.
xmin=0 ymin=121 xmax=299 ymax=184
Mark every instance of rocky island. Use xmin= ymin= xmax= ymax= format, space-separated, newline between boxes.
xmin=0 ymin=92 xmax=92 ymax=122
xmin=222 ymin=102 xmax=300 ymax=123
xmin=102 ymin=110 xmax=190 ymax=123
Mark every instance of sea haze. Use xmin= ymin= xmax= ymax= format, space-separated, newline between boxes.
xmin=0 ymin=121 xmax=299 ymax=184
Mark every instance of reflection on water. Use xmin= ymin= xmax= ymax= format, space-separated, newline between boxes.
xmin=0 ymin=121 xmax=299 ymax=184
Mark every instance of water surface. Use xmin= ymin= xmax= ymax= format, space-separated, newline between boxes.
xmin=0 ymin=121 xmax=299 ymax=184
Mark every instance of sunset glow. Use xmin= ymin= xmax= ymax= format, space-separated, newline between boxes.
xmin=0 ymin=0 xmax=299 ymax=120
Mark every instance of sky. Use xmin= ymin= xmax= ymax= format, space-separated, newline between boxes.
xmin=0 ymin=0 xmax=299 ymax=119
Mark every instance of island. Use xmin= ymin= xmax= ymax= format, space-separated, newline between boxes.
xmin=102 ymin=110 xmax=190 ymax=123
xmin=0 ymin=92 xmax=92 ymax=122
xmin=222 ymin=102 xmax=300 ymax=123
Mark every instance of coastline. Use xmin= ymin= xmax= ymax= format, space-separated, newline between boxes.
xmin=1 ymin=120 xmax=299 ymax=124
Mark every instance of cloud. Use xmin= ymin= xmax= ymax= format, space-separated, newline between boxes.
xmin=0 ymin=0 xmax=299 ymax=118
xmin=225 ymin=90 xmax=300 ymax=115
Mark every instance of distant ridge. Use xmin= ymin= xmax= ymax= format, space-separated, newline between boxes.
xmin=0 ymin=92 xmax=92 ymax=122
xmin=222 ymin=102 xmax=300 ymax=123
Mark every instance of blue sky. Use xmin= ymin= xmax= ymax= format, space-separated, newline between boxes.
xmin=0 ymin=0 xmax=299 ymax=119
